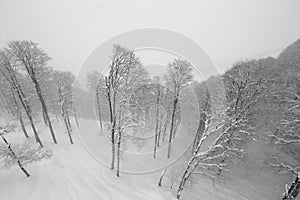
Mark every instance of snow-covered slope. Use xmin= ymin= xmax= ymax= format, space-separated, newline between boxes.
xmin=0 ymin=119 xmax=176 ymax=200
xmin=0 ymin=118 xmax=291 ymax=200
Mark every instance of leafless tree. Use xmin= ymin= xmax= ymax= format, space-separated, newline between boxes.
xmin=6 ymin=40 xmax=57 ymax=144
xmin=176 ymin=60 xmax=268 ymax=199
xmin=164 ymin=59 xmax=193 ymax=158
xmin=0 ymin=121 xmax=52 ymax=177
xmin=104 ymin=45 xmax=149 ymax=175
xmin=54 ymin=71 xmax=76 ymax=144
xmin=87 ymin=71 xmax=106 ymax=134
xmin=0 ymin=51 xmax=43 ymax=147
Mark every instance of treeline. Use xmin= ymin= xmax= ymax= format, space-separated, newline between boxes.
xmin=85 ymin=40 xmax=299 ymax=199
xmin=0 ymin=40 xmax=79 ymax=177
xmin=0 ymin=39 xmax=299 ymax=199
xmin=173 ymin=41 xmax=300 ymax=199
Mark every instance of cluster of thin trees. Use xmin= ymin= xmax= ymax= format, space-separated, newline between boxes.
xmin=0 ymin=40 xmax=78 ymax=176
xmin=87 ymin=44 xmax=299 ymax=199
xmin=87 ymin=45 xmax=194 ymax=177
xmin=86 ymin=45 xmax=266 ymax=195
xmin=0 ymin=40 xmax=298 ymax=199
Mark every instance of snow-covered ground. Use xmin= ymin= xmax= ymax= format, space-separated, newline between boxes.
xmin=0 ymin=118 xmax=291 ymax=200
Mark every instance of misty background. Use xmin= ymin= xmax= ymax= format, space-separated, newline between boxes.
xmin=1 ymin=0 xmax=300 ymax=75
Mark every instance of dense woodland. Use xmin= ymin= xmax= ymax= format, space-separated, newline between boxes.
xmin=0 ymin=39 xmax=299 ymax=199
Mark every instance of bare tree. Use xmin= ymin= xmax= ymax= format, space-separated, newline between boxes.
xmin=153 ymin=76 xmax=162 ymax=158
xmin=282 ymin=173 xmax=300 ymax=200
xmin=0 ymin=73 xmax=29 ymax=138
xmin=54 ymin=71 xmax=75 ymax=144
xmin=266 ymin=73 xmax=300 ymax=199
xmin=87 ymin=71 xmax=105 ymax=134
xmin=176 ymin=60 xmax=267 ymax=199
xmin=0 ymin=51 xmax=43 ymax=147
xmin=164 ymin=59 xmax=193 ymax=158
xmin=6 ymin=40 xmax=57 ymax=144
xmin=0 ymin=121 xmax=52 ymax=177
xmin=105 ymin=45 xmax=138 ymax=170
xmin=102 ymin=45 xmax=149 ymax=176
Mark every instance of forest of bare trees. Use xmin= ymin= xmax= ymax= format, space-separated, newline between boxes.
xmin=0 ymin=39 xmax=299 ymax=200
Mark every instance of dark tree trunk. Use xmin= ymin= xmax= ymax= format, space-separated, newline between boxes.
xmin=1 ymin=136 xmax=30 ymax=177
xmin=192 ymin=118 xmax=205 ymax=153
xmin=0 ymin=62 xmax=42 ymax=146
xmin=154 ymin=87 xmax=160 ymax=158
xmin=116 ymin=123 xmax=122 ymax=177
xmin=167 ymin=97 xmax=178 ymax=158
xmin=64 ymin=117 xmax=73 ymax=144
xmin=16 ymin=87 xmax=43 ymax=147
xmin=42 ymin=110 xmax=48 ymax=126
xmin=153 ymin=129 xmax=158 ymax=158
xmin=19 ymin=112 xmax=29 ymax=138
xmin=34 ymin=80 xmax=57 ymax=144
xmin=106 ymin=77 xmax=115 ymax=170
xmin=66 ymin=115 xmax=72 ymax=130
xmin=283 ymin=173 xmax=300 ymax=200
xmin=11 ymin=89 xmax=29 ymax=138
xmin=158 ymin=169 xmax=166 ymax=187
xmin=176 ymin=157 xmax=197 ymax=199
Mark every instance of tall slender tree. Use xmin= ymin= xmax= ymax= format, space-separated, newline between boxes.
xmin=54 ymin=71 xmax=75 ymax=144
xmin=0 ymin=51 xmax=43 ymax=147
xmin=6 ymin=40 xmax=57 ymax=144
xmin=164 ymin=59 xmax=193 ymax=158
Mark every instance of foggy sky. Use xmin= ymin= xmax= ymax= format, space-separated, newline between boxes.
xmin=0 ymin=0 xmax=300 ymax=75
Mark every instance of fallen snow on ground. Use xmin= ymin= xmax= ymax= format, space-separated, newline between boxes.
xmin=0 ymin=118 xmax=291 ymax=200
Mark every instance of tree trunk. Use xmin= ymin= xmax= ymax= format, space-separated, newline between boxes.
xmin=34 ymin=80 xmax=57 ymax=144
xmin=157 ymin=112 xmax=164 ymax=147
xmin=66 ymin=115 xmax=72 ymax=131
xmin=1 ymin=136 xmax=30 ymax=177
xmin=16 ymin=87 xmax=43 ymax=147
xmin=153 ymin=128 xmax=158 ymax=158
xmin=11 ymin=89 xmax=29 ymax=138
xmin=96 ymin=91 xmax=103 ymax=134
xmin=283 ymin=173 xmax=300 ymax=200
xmin=177 ymin=115 xmax=209 ymax=199
xmin=42 ymin=110 xmax=48 ymax=126
xmin=111 ymin=120 xmax=116 ymax=170
xmin=158 ymin=169 xmax=166 ymax=187
xmin=19 ymin=111 xmax=29 ymax=138
xmin=64 ymin=117 xmax=73 ymax=144
xmin=176 ymin=157 xmax=197 ymax=199
xmin=154 ymin=89 xmax=160 ymax=158
xmin=58 ymin=85 xmax=73 ymax=144
xmin=63 ymin=106 xmax=73 ymax=145
xmin=192 ymin=119 xmax=204 ymax=153
xmin=167 ymin=97 xmax=178 ymax=158
xmin=106 ymin=79 xmax=115 ymax=170
xmin=116 ymin=122 xmax=122 ymax=177
xmin=1 ymin=67 xmax=42 ymax=146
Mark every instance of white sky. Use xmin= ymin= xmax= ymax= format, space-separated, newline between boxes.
xmin=0 ymin=0 xmax=300 ymax=76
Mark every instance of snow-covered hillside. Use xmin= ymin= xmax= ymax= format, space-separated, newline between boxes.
xmin=0 ymin=118 xmax=291 ymax=200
